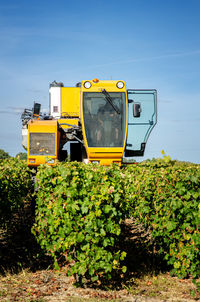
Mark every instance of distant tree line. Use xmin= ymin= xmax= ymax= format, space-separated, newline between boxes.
xmin=0 ymin=149 xmax=27 ymax=160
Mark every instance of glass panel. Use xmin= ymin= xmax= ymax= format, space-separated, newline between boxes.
xmin=125 ymin=90 xmax=157 ymax=154
xmin=29 ymin=133 xmax=55 ymax=155
xmin=83 ymin=92 xmax=126 ymax=147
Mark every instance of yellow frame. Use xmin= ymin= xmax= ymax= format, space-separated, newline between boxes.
xmin=80 ymin=80 xmax=128 ymax=165
xmin=27 ymin=120 xmax=59 ymax=166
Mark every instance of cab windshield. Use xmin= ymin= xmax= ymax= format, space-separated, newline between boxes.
xmin=83 ymin=92 xmax=126 ymax=147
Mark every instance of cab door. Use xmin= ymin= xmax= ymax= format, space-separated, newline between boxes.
xmin=124 ymin=89 xmax=157 ymax=157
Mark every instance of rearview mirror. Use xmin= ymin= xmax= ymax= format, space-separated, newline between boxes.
xmin=133 ymin=103 xmax=141 ymax=118
xmin=33 ymin=102 xmax=41 ymax=116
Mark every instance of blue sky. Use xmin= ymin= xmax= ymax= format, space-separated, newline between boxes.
xmin=0 ymin=0 xmax=200 ymax=163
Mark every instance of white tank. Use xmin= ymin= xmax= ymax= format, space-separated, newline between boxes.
xmin=22 ymin=126 xmax=28 ymax=150
xmin=49 ymin=86 xmax=61 ymax=118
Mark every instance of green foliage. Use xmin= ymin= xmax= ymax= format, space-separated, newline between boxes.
xmin=0 ymin=158 xmax=32 ymax=226
xmin=0 ymin=149 xmax=10 ymax=159
xmin=33 ymin=158 xmax=200 ymax=281
xmin=32 ymin=162 xmax=128 ymax=283
xmin=2 ymin=155 xmax=200 ymax=283
xmin=16 ymin=152 xmax=27 ymax=160
xmin=123 ymin=159 xmax=200 ymax=279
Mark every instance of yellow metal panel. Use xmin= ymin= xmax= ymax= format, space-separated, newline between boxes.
xmin=88 ymin=148 xmax=123 ymax=158
xmin=61 ymin=87 xmax=80 ymax=117
xmin=88 ymin=148 xmax=124 ymax=166
xmin=28 ymin=120 xmax=58 ymax=132
xmin=81 ymin=80 xmax=126 ymax=93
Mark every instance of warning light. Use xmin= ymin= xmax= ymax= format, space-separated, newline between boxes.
xmin=92 ymin=78 xmax=99 ymax=83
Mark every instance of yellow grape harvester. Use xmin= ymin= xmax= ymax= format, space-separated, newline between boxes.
xmin=21 ymin=79 xmax=157 ymax=167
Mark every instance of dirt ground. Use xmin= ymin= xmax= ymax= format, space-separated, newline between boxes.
xmin=0 ymin=204 xmax=200 ymax=302
xmin=0 ymin=268 xmax=199 ymax=302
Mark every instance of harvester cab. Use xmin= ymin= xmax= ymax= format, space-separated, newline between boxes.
xmin=21 ymin=79 xmax=157 ymax=166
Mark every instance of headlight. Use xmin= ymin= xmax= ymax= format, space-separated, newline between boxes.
xmin=46 ymin=159 xmax=55 ymax=164
xmin=84 ymin=81 xmax=92 ymax=89
xmin=29 ymin=159 xmax=35 ymax=163
xmin=116 ymin=81 xmax=124 ymax=89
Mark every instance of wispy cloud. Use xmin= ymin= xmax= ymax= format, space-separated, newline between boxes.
xmin=0 ymin=110 xmax=20 ymax=115
xmin=0 ymin=106 xmax=24 ymax=115
xmin=0 ymin=106 xmax=49 ymax=115
xmin=81 ymin=50 xmax=200 ymax=70
xmin=49 ymin=49 xmax=200 ymax=75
